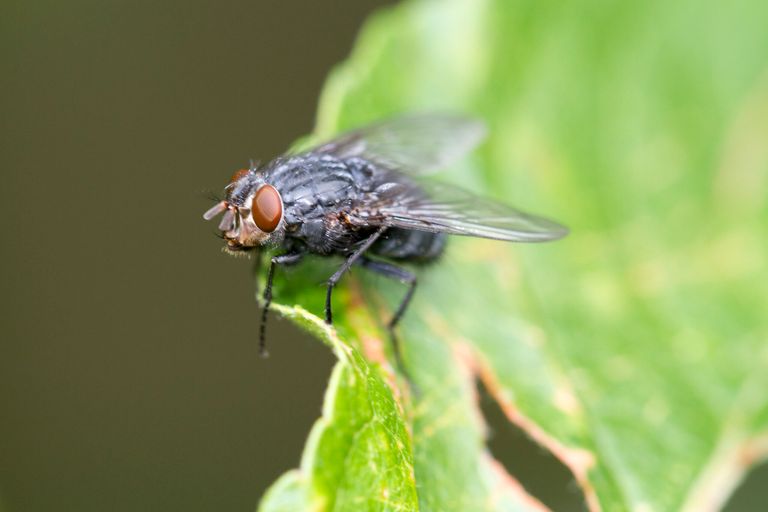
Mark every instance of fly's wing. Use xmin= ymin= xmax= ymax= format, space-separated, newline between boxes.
xmin=353 ymin=178 xmax=569 ymax=242
xmin=304 ymin=114 xmax=567 ymax=242
xmin=303 ymin=114 xmax=487 ymax=174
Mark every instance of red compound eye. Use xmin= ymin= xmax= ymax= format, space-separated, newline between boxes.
xmin=229 ymin=168 xmax=250 ymax=183
xmin=251 ymin=185 xmax=282 ymax=232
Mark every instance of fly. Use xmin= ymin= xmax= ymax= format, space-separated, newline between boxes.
xmin=203 ymin=114 xmax=568 ymax=370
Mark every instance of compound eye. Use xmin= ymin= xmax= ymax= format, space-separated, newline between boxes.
xmin=251 ymin=185 xmax=282 ymax=232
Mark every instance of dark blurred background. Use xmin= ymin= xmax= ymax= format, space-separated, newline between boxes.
xmin=0 ymin=1 xmax=764 ymax=511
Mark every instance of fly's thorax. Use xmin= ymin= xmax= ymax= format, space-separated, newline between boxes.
xmin=271 ymin=155 xmax=370 ymax=208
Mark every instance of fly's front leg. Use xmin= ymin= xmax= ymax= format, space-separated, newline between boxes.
xmin=260 ymin=252 xmax=303 ymax=357
xmin=325 ymin=226 xmax=387 ymax=325
xmin=358 ymin=257 xmax=417 ymax=378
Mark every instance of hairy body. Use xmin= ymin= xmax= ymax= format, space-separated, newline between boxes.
xmin=203 ymin=115 xmax=567 ymax=371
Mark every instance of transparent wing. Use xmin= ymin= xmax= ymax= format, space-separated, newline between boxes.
xmin=303 ymin=114 xmax=487 ymax=174
xmin=354 ymin=178 xmax=568 ymax=242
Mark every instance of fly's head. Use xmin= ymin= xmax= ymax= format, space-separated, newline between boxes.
xmin=203 ymin=167 xmax=286 ymax=254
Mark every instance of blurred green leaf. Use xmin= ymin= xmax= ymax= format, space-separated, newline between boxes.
xmin=259 ymin=0 xmax=768 ymax=510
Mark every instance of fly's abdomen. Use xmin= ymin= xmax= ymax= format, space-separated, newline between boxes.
xmin=372 ymin=228 xmax=446 ymax=262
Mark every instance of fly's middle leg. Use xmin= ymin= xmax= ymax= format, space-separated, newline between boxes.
xmin=324 ymin=226 xmax=387 ymax=325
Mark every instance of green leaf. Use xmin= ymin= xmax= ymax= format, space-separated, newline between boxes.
xmin=259 ymin=303 xmax=418 ymax=512
xmin=259 ymin=0 xmax=768 ymax=510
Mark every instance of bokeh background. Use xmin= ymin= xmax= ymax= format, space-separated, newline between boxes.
xmin=1 ymin=1 xmax=765 ymax=511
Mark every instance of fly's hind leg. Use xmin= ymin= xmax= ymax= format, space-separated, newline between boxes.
xmin=358 ymin=257 xmax=417 ymax=379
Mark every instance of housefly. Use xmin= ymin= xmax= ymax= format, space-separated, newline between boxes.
xmin=203 ymin=114 xmax=567 ymax=369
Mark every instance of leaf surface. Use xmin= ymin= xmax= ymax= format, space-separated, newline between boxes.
xmin=260 ymin=0 xmax=768 ymax=510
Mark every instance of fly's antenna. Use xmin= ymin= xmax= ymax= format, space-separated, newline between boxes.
xmin=203 ymin=201 xmax=228 ymax=221
xmin=217 ymin=208 xmax=236 ymax=231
